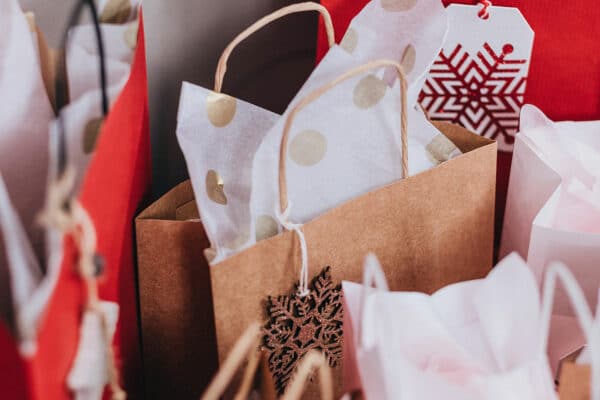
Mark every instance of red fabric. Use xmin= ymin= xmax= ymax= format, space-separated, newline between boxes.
xmin=316 ymin=1 xmax=600 ymax=246
xmin=0 ymin=14 xmax=150 ymax=400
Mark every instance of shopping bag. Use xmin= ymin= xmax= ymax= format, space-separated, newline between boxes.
xmin=74 ymin=9 xmax=150 ymax=396
xmin=0 ymin=0 xmax=138 ymax=329
xmin=0 ymin=2 xmax=150 ymax=398
xmin=208 ymin=59 xmax=495 ymax=398
xmin=135 ymin=180 xmax=219 ymax=399
xmin=344 ymin=253 xmax=596 ymax=399
xmin=554 ymin=272 xmax=600 ymax=400
xmin=343 ymin=252 xmax=558 ymax=399
xmin=500 ymin=105 xmax=600 ymax=318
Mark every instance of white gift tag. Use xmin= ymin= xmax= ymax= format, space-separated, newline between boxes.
xmin=419 ymin=4 xmax=534 ymax=151
xmin=67 ymin=302 xmax=119 ymax=400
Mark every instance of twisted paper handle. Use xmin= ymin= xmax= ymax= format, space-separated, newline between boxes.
xmin=277 ymin=60 xmax=409 ymax=298
xmin=200 ymin=322 xmax=263 ymax=400
xmin=281 ymin=350 xmax=334 ymax=400
xmin=214 ymin=2 xmax=334 ymax=93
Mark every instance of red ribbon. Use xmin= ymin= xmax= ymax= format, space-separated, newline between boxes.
xmin=478 ymin=0 xmax=492 ymax=19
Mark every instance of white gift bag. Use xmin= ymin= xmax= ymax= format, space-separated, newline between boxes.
xmin=0 ymin=0 xmax=55 ymax=259
xmin=0 ymin=0 xmax=132 ymax=357
xmin=500 ymin=105 xmax=600 ymax=317
xmin=342 ymin=252 xmax=600 ymax=399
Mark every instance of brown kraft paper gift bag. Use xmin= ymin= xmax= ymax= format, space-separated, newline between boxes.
xmin=135 ymin=181 xmax=219 ymax=399
xmin=209 ymin=60 xmax=497 ymax=398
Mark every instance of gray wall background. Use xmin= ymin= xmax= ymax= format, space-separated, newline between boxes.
xmin=21 ymin=0 xmax=89 ymax=46
xmin=144 ymin=0 xmax=319 ymax=196
xmin=24 ymin=0 xmax=320 ymax=198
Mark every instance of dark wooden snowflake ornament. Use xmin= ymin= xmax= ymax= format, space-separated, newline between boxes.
xmin=262 ymin=267 xmax=343 ymax=394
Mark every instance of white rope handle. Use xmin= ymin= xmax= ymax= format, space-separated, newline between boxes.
xmin=539 ymin=262 xmax=600 ymax=400
xmin=275 ymin=202 xmax=310 ymax=296
xmin=357 ymin=253 xmax=390 ymax=348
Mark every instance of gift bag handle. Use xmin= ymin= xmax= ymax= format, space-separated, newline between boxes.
xmin=214 ymin=2 xmax=335 ymax=93
xmin=278 ymin=59 xmax=409 ymax=214
xmin=56 ymin=0 xmax=109 ymax=177
xmin=281 ymin=350 xmax=334 ymax=400
xmin=201 ymin=322 xmax=263 ymax=400
xmin=540 ymin=263 xmax=600 ymax=400
xmin=357 ymin=253 xmax=390 ymax=348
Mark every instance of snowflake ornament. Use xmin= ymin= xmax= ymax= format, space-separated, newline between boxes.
xmin=263 ymin=267 xmax=343 ymax=394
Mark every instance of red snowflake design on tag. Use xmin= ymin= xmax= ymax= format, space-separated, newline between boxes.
xmin=419 ymin=43 xmax=528 ymax=149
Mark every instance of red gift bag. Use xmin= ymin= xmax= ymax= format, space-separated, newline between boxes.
xmin=316 ymin=0 xmax=600 ymax=246
xmin=0 ymin=6 xmax=150 ymax=400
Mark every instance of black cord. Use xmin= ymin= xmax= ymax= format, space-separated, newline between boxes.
xmin=56 ymin=0 xmax=109 ymax=177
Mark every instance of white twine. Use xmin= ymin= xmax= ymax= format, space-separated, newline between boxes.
xmin=38 ymin=167 xmax=126 ymax=400
xmin=38 ymin=166 xmax=77 ymax=233
xmin=275 ymin=202 xmax=310 ymax=297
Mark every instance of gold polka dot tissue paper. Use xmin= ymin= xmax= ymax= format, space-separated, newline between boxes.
xmin=176 ymin=0 xmax=456 ymax=265
xmin=176 ymin=81 xmax=280 ymax=263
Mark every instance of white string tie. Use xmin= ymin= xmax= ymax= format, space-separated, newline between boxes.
xmin=275 ymin=202 xmax=309 ymax=297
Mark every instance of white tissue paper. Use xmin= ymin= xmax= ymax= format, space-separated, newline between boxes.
xmin=343 ymin=253 xmax=557 ymax=400
xmin=501 ymin=105 xmax=600 ymax=316
xmin=176 ymin=82 xmax=279 ymax=262
xmin=67 ymin=23 xmax=134 ymax=104
xmin=246 ymin=47 xmax=461 ymax=254
xmin=178 ymin=0 xmax=455 ymax=263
